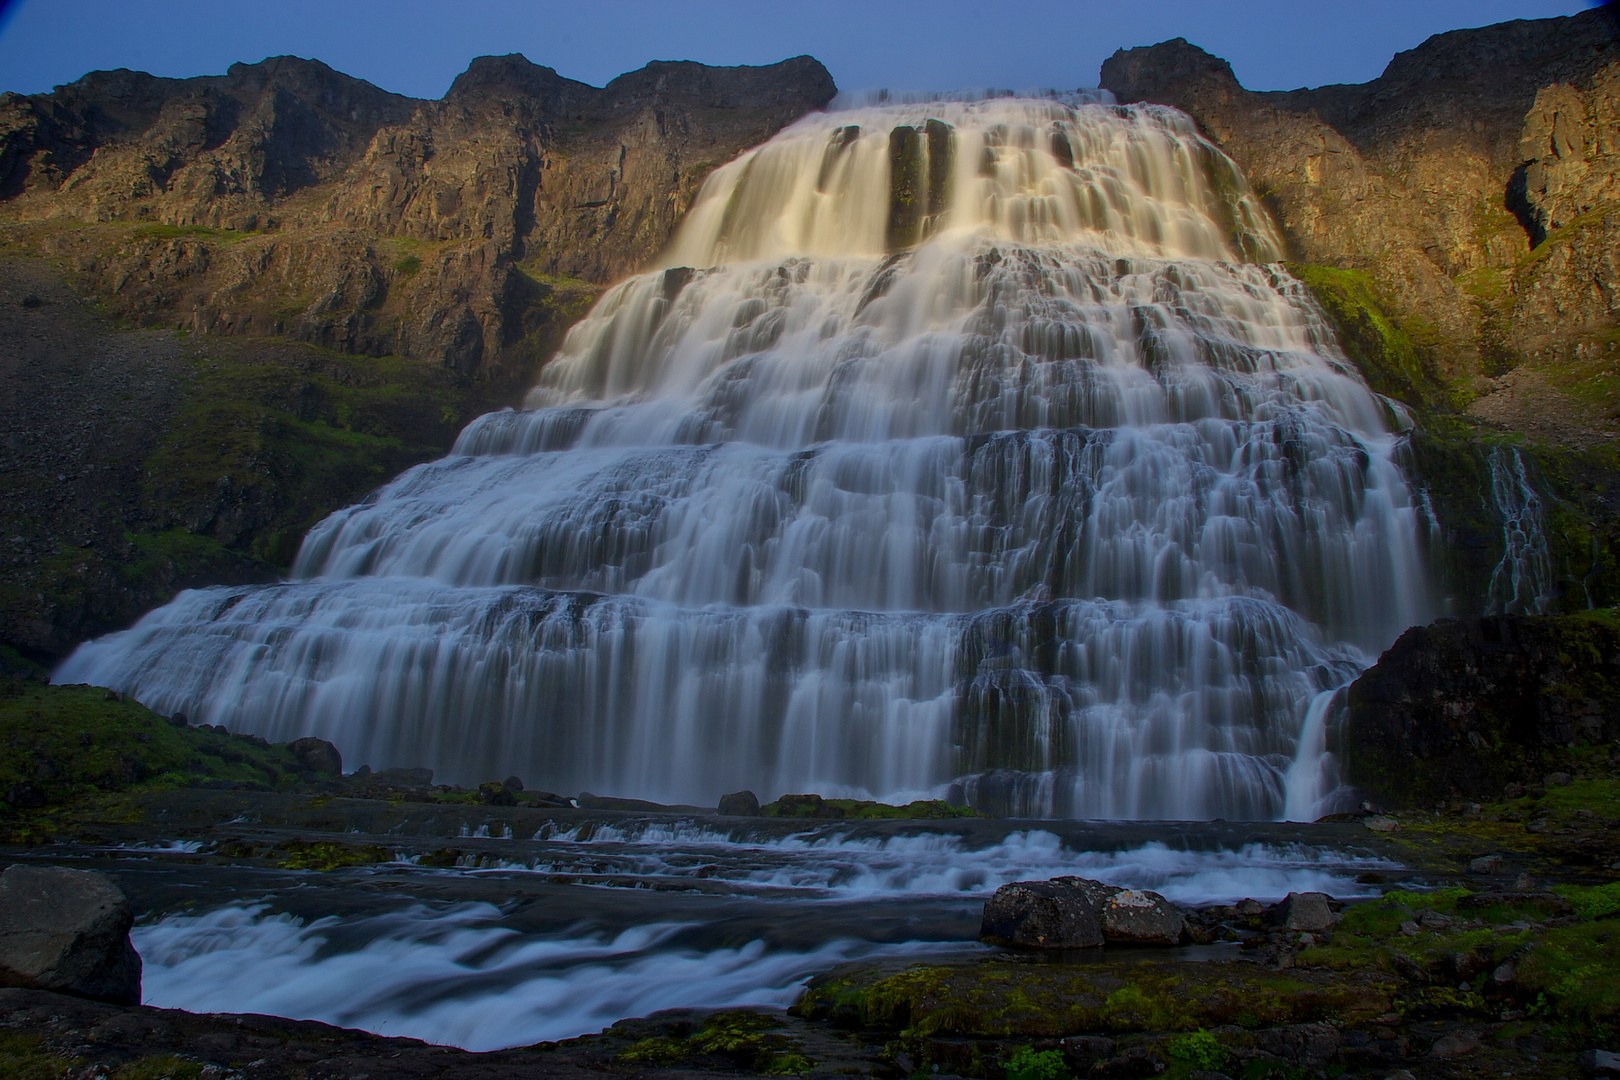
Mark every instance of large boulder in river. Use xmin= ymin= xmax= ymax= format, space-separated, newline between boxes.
xmin=1053 ymin=877 xmax=1186 ymax=945
xmin=0 ymin=865 xmax=141 ymax=1005
xmin=982 ymin=877 xmax=1186 ymax=948
xmin=980 ymin=879 xmax=1105 ymax=948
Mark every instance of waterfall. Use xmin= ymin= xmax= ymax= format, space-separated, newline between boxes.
xmin=58 ymin=99 xmax=1433 ymax=819
xmin=1484 ymin=446 xmax=1554 ymax=615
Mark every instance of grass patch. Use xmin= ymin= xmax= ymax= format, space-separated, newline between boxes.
xmin=1288 ymin=262 xmax=1453 ymax=412
xmin=140 ymin=345 xmax=483 ymax=568
xmin=111 ymin=1056 xmax=203 ymax=1080
xmin=1006 ymin=1045 xmax=1070 ymax=1080
xmin=618 ymin=1011 xmax=813 ymax=1074
xmin=0 ymin=681 xmax=322 ymax=820
xmin=0 ymin=1031 xmax=79 ymax=1080
xmin=793 ymin=960 xmax=1393 ymax=1041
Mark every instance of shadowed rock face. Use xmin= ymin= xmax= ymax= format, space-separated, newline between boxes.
xmin=1101 ymin=8 xmax=1620 ymax=386
xmin=1343 ymin=611 xmax=1620 ymax=806
xmin=0 ymin=53 xmax=836 ymax=375
xmin=0 ymin=865 xmax=141 ymax=1005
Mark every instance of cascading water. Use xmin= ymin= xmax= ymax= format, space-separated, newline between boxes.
xmin=1484 ymin=446 xmax=1554 ymax=616
xmin=58 ymin=99 xmax=1433 ymax=819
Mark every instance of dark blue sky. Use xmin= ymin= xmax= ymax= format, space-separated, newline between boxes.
xmin=0 ymin=1 xmax=1599 ymax=100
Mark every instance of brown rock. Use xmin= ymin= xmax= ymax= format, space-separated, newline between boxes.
xmin=1270 ymin=892 xmax=1336 ymax=932
xmin=1100 ymin=10 xmax=1620 ymax=393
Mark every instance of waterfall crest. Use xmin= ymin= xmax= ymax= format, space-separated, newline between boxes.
xmin=58 ymin=100 xmax=1432 ymax=819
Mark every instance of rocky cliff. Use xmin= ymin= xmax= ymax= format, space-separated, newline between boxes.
xmin=1102 ymin=9 xmax=1618 ymax=393
xmin=0 ymin=53 xmax=835 ymax=375
xmin=0 ymin=54 xmax=833 ymax=662
xmin=1342 ymin=609 xmax=1620 ymax=807
xmin=1104 ymin=10 xmax=1620 ymax=615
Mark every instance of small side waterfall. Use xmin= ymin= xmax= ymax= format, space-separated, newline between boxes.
xmin=58 ymin=100 xmax=1433 ymax=819
xmin=1484 ymin=447 xmax=1554 ymax=615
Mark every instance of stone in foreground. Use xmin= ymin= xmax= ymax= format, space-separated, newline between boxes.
xmin=0 ymin=866 xmax=141 ymax=1005
xmin=289 ymin=736 xmax=343 ymax=776
xmin=1270 ymin=891 xmax=1336 ymax=932
xmin=980 ymin=879 xmax=1106 ymax=948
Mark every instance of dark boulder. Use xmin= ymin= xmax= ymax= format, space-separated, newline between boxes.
xmin=0 ymin=866 xmax=141 ymax=1005
xmin=289 ymin=736 xmax=342 ymax=776
xmin=1255 ymin=1023 xmax=1341 ymax=1068
xmin=1049 ymin=877 xmax=1186 ymax=945
xmin=979 ymin=880 xmax=1105 ymax=949
xmin=476 ymin=781 xmax=516 ymax=806
xmin=1343 ymin=613 xmax=1620 ymax=805
xmin=1268 ymin=892 xmax=1336 ymax=932
xmin=718 ymin=790 xmax=761 ymax=816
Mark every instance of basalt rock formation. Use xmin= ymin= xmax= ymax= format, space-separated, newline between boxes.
xmin=0 ymin=54 xmax=833 ymax=662
xmin=0 ymin=53 xmax=835 ymax=376
xmin=1102 ymin=8 xmax=1620 ymax=422
xmin=1342 ymin=610 xmax=1620 ymax=807
xmin=1105 ymin=10 xmax=1620 ymax=616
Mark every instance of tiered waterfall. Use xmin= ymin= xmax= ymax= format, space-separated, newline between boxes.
xmin=58 ymin=99 xmax=1433 ymax=819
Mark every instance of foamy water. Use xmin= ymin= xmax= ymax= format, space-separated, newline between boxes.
xmin=136 ymin=832 xmax=1391 ymax=1049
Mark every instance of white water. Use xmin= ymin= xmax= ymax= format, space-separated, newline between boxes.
xmin=59 ymin=99 xmax=1433 ymax=818
xmin=1485 ymin=447 xmax=1554 ymax=615
xmin=135 ymin=834 xmax=1390 ymax=1049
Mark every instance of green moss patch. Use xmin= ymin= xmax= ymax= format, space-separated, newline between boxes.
xmin=140 ymin=345 xmax=485 ymax=568
xmin=1289 ymin=262 xmax=1453 ymax=412
xmin=759 ymin=792 xmax=982 ymax=820
xmin=618 ymin=1011 xmax=814 ymax=1074
xmin=275 ymin=839 xmax=392 ymax=871
xmin=0 ymin=681 xmax=311 ymax=819
xmin=793 ymin=959 xmax=1393 ymax=1040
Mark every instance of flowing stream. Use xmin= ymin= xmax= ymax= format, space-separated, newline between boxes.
xmin=59 ymin=99 xmax=1432 ymax=819
xmin=123 ymin=824 xmax=1393 ymax=1049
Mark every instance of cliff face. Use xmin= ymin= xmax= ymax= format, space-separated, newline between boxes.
xmin=0 ymin=54 xmax=833 ymax=662
xmin=1101 ymin=9 xmax=1620 ymax=397
xmin=1343 ymin=610 xmax=1620 ymax=807
xmin=0 ymin=53 xmax=835 ymax=375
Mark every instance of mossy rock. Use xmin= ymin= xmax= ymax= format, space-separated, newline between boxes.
xmin=617 ymin=1010 xmax=814 ymax=1074
xmin=758 ymin=792 xmax=981 ymax=820
xmin=1289 ymin=262 xmax=1455 ymax=414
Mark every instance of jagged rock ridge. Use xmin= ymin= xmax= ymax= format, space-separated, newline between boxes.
xmin=1101 ymin=8 xmax=1620 ymax=395
xmin=0 ymin=52 xmax=836 ymax=374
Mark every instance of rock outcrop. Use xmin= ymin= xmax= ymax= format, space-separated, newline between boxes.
xmin=0 ymin=865 xmax=141 ymax=1005
xmin=718 ymin=789 xmax=761 ymax=816
xmin=980 ymin=878 xmax=1106 ymax=949
xmin=1101 ymin=9 xmax=1620 ymax=396
xmin=0 ymin=53 xmax=833 ymax=662
xmin=1342 ymin=610 xmax=1620 ymax=806
xmin=0 ymin=53 xmax=835 ymax=376
xmin=980 ymin=876 xmax=1185 ymax=948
